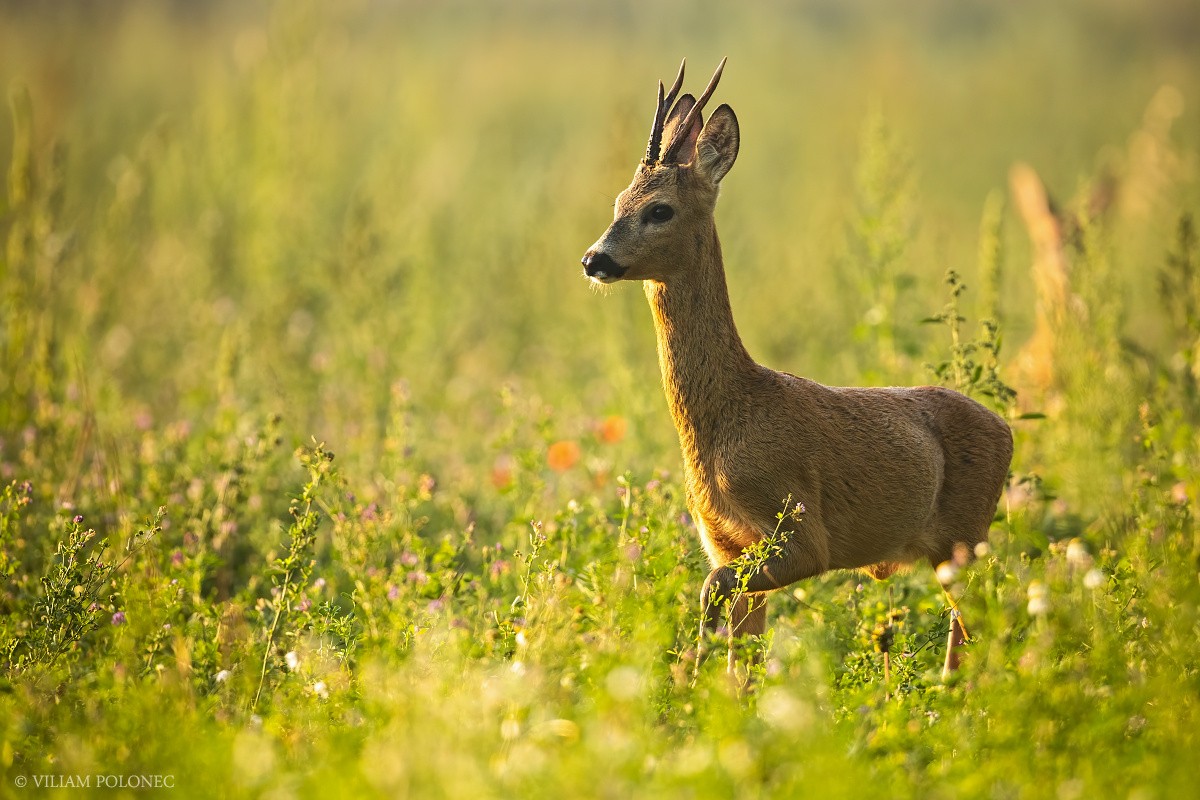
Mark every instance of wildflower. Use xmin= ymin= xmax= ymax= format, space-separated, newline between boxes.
xmin=400 ymin=551 xmax=420 ymax=567
xmin=295 ymin=595 xmax=312 ymax=613
xmin=313 ymin=681 xmax=329 ymax=699
xmin=491 ymin=455 xmax=515 ymax=490
xmin=490 ymin=560 xmax=511 ymax=579
xmin=935 ymin=561 xmax=959 ymax=585
xmin=285 ymin=651 xmax=300 ymax=671
xmin=567 ymin=499 xmax=581 ymax=513
xmin=361 ymin=503 xmax=377 ymax=521
xmin=171 ymin=550 xmax=184 ymax=567
xmin=406 ymin=570 xmax=429 ymax=585
xmin=1065 ymin=538 xmax=1092 ymax=568
xmin=547 ymin=440 xmax=581 ymax=472
xmin=645 ymin=479 xmax=661 ymax=492
xmin=73 ymin=515 xmax=84 ymax=525
xmin=111 ymin=611 xmax=126 ymax=625
xmin=974 ymin=541 xmax=991 ymax=558
xmin=599 ymin=416 xmax=627 ymax=444
xmin=386 ymin=584 xmax=400 ymax=601
xmin=313 ymin=577 xmax=326 ymax=591
xmin=1083 ymin=569 xmax=1105 ymax=590
xmin=215 ymin=669 xmax=231 ymax=683
xmin=1027 ymin=581 xmax=1049 ymax=616
xmin=428 ymin=597 xmax=446 ymax=613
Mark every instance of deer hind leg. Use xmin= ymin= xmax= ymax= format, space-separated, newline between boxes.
xmin=941 ymin=605 xmax=969 ymax=680
xmin=937 ymin=569 xmax=972 ymax=681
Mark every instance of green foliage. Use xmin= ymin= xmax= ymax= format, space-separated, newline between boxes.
xmin=846 ymin=109 xmax=920 ymax=379
xmin=924 ymin=269 xmax=1018 ymax=414
xmin=0 ymin=1 xmax=1198 ymax=797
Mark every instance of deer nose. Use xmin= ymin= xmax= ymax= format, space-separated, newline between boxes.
xmin=581 ymin=251 xmax=627 ymax=281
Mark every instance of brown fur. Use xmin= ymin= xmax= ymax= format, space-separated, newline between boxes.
xmin=583 ymin=67 xmax=1013 ymax=641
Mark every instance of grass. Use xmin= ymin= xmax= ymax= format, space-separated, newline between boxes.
xmin=1 ymin=1 xmax=1199 ymax=797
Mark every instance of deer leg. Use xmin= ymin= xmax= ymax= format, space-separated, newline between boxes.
xmin=707 ymin=592 xmax=768 ymax=683
xmin=941 ymin=608 xmax=968 ymax=680
xmin=939 ymin=580 xmax=972 ymax=680
xmin=700 ymin=534 xmax=826 ymax=633
xmin=730 ymin=592 xmax=768 ymax=637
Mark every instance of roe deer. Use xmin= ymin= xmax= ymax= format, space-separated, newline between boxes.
xmin=580 ymin=59 xmax=1013 ymax=677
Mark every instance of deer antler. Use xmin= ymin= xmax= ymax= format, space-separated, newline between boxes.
xmin=644 ymin=59 xmax=687 ymax=166
xmin=662 ymin=57 xmax=727 ymax=164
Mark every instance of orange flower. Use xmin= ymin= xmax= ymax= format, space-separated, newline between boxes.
xmin=547 ymin=440 xmax=581 ymax=472
xmin=599 ymin=415 xmax=627 ymax=444
xmin=491 ymin=455 xmax=514 ymax=489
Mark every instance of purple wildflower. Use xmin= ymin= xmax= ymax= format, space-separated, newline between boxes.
xmin=111 ymin=611 xmax=126 ymax=625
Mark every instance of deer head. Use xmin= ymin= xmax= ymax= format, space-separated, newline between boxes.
xmin=581 ymin=58 xmax=740 ymax=284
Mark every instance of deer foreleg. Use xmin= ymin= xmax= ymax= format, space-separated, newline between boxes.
xmin=700 ymin=534 xmax=826 ymax=633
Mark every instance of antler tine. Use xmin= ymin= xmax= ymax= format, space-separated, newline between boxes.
xmin=664 ymin=57 xmax=727 ymax=161
xmin=663 ymin=58 xmax=686 ymax=113
xmin=644 ymin=59 xmax=687 ymax=166
xmin=644 ymin=79 xmax=667 ymax=165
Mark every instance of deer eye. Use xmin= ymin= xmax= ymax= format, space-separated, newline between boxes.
xmin=646 ymin=204 xmax=675 ymax=224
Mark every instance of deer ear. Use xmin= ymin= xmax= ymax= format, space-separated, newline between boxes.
xmin=695 ymin=104 xmax=739 ymax=184
xmin=661 ymin=94 xmax=697 ymax=160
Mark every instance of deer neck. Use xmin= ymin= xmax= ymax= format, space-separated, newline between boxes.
xmin=644 ymin=225 xmax=756 ymax=460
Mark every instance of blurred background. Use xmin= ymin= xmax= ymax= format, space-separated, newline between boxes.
xmin=1 ymin=0 xmax=1198 ymax=513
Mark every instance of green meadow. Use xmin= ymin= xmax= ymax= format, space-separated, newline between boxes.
xmin=1 ymin=1 xmax=1199 ymax=796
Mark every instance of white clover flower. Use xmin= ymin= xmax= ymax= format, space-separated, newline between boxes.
xmin=1083 ymin=569 xmax=1105 ymax=590
xmin=313 ymin=681 xmax=329 ymax=699
xmin=1065 ymin=538 xmax=1091 ymax=567
xmin=215 ymin=669 xmax=231 ymax=683
xmin=567 ymin=499 xmax=580 ymax=513
xmin=935 ymin=561 xmax=958 ymax=586
xmin=285 ymin=651 xmax=300 ymax=671
xmin=1027 ymin=580 xmax=1049 ymax=615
